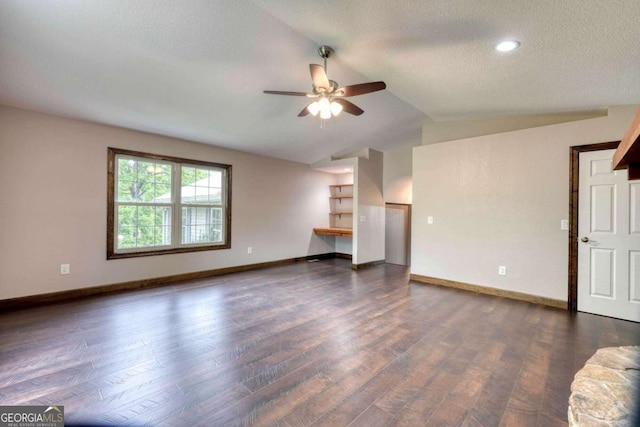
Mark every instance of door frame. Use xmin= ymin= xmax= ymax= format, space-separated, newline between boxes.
xmin=568 ymin=141 xmax=620 ymax=311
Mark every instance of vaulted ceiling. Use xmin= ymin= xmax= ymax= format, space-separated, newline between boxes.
xmin=1 ymin=1 xmax=638 ymax=164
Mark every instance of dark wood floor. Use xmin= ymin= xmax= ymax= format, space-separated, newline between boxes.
xmin=1 ymin=259 xmax=639 ymax=426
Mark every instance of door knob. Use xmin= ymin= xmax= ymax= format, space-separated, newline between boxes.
xmin=581 ymin=237 xmax=589 ymax=243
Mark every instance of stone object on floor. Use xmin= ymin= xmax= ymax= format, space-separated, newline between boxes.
xmin=568 ymin=346 xmax=640 ymax=426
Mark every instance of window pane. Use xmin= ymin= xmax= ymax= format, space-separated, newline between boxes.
xmin=181 ymin=167 xmax=223 ymax=205
xmin=154 ymin=183 xmax=172 ymax=202
xmin=117 ymin=205 xmax=172 ymax=249
xmin=136 ymin=226 xmax=154 ymax=247
xmin=208 ymin=187 xmax=222 ymax=204
xmin=116 ymin=205 xmax=137 ymax=248
xmin=211 ymin=207 xmax=223 ymax=242
xmin=181 ymin=167 xmax=196 ymax=185
xmin=117 ymin=157 xmax=172 ymax=202
xmin=117 ymin=180 xmax=135 ymax=201
xmin=181 ymin=207 xmax=223 ymax=244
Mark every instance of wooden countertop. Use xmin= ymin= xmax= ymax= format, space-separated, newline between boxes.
xmin=313 ymin=227 xmax=353 ymax=237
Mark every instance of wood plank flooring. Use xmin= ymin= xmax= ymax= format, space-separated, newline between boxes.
xmin=1 ymin=259 xmax=639 ymax=426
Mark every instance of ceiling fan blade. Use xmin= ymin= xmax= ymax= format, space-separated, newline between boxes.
xmin=310 ymin=64 xmax=330 ymax=90
xmin=333 ymin=98 xmax=364 ymax=116
xmin=298 ymin=104 xmax=311 ymax=117
xmin=263 ymin=90 xmax=310 ymax=96
xmin=337 ymin=81 xmax=386 ymax=97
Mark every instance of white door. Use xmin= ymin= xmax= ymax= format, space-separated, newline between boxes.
xmin=578 ymin=149 xmax=640 ymax=322
xmin=385 ymin=204 xmax=410 ymax=266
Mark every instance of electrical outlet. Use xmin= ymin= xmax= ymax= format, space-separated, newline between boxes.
xmin=360 ymin=215 xmax=366 ymax=222
xmin=60 ymin=264 xmax=70 ymax=275
xmin=498 ymin=265 xmax=507 ymax=276
xmin=247 ymin=247 xmax=252 ymax=254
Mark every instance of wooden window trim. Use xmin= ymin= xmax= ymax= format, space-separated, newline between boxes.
xmin=107 ymin=147 xmax=232 ymax=259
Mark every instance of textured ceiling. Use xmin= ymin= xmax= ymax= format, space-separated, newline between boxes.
xmin=1 ymin=1 xmax=638 ymax=164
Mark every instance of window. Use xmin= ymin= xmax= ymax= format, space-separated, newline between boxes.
xmin=107 ymin=148 xmax=231 ymax=259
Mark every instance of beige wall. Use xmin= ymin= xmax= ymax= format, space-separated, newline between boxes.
xmin=0 ymin=106 xmax=335 ymax=300
xmin=412 ymin=105 xmax=639 ymax=301
xmin=421 ymin=110 xmax=608 ymax=145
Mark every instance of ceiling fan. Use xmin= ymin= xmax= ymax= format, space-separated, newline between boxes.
xmin=263 ymin=45 xmax=386 ymax=120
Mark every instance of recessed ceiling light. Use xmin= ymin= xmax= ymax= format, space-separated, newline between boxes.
xmin=495 ymin=40 xmax=520 ymax=52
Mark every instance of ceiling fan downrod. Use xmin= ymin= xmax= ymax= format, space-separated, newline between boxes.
xmin=317 ymin=45 xmax=334 ymax=76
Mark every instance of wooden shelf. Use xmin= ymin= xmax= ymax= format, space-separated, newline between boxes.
xmin=315 ymin=183 xmax=354 ymax=238
xmin=313 ymin=227 xmax=353 ymax=237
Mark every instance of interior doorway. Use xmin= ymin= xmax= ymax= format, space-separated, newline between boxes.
xmin=385 ymin=203 xmax=411 ymax=266
xmin=576 ymin=149 xmax=640 ymax=322
xmin=568 ymin=141 xmax=640 ymax=322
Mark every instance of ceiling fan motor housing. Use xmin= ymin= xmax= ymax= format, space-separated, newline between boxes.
xmin=313 ymin=80 xmax=339 ymax=95
xmin=318 ymin=45 xmax=334 ymax=59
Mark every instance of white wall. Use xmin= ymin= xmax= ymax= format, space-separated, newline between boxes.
xmin=334 ymin=172 xmax=353 ymax=186
xmin=412 ymin=105 xmax=639 ymax=301
xmin=353 ymin=149 xmax=385 ymax=265
xmin=335 ymin=237 xmax=352 ymax=255
xmin=383 ymin=137 xmax=419 ymax=205
xmin=0 ymin=106 xmax=335 ymax=300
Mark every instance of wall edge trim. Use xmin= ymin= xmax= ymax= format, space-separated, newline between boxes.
xmin=410 ymin=274 xmax=568 ymax=310
xmin=352 ymin=259 xmax=386 ymax=270
xmin=0 ymin=253 xmax=339 ymax=311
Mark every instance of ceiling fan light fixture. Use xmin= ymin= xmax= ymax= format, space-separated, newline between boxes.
xmin=307 ymin=101 xmax=320 ymax=116
xmin=495 ymin=40 xmax=520 ymax=52
xmin=318 ymin=97 xmax=330 ymax=109
xmin=318 ymin=97 xmax=332 ymax=119
xmin=320 ymin=108 xmax=332 ymax=120
xmin=330 ymin=101 xmax=343 ymax=116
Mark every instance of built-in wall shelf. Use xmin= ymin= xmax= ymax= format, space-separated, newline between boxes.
xmin=313 ymin=227 xmax=353 ymax=237
xmin=314 ymin=183 xmax=353 ymax=237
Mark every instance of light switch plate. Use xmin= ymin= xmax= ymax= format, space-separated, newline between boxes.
xmin=427 ymin=216 xmax=434 ymax=224
xmin=561 ymin=219 xmax=569 ymax=230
